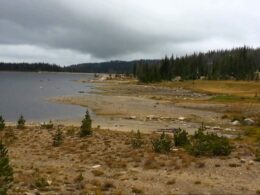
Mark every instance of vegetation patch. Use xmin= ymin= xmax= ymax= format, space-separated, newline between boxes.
xmin=0 ymin=142 xmax=13 ymax=195
xmin=17 ymin=115 xmax=26 ymax=129
xmin=131 ymin=130 xmax=144 ymax=149
xmin=189 ymin=128 xmax=232 ymax=156
xmin=174 ymin=128 xmax=190 ymax=147
xmin=152 ymin=132 xmax=173 ymax=153
xmin=0 ymin=116 xmax=5 ymax=131
xmin=80 ymin=110 xmax=92 ymax=137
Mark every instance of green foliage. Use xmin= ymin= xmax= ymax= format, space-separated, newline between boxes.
xmin=174 ymin=128 xmax=190 ymax=147
xmin=255 ymin=149 xmax=260 ymax=162
xmin=41 ymin=120 xmax=54 ymax=129
xmin=53 ymin=128 xmax=63 ymax=147
xmin=131 ymin=130 xmax=144 ymax=149
xmin=0 ymin=142 xmax=13 ymax=195
xmin=152 ymin=132 xmax=172 ymax=153
xmin=135 ymin=46 xmax=260 ymax=82
xmin=189 ymin=129 xmax=232 ymax=156
xmin=17 ymin=115 xmax=26 ymax=129
xmin=34 ymin=177 xmax=49 ymax=189
xmin=80 ymin=110 xmax=92 ymax=137
xmin=0 ymin=116 xmax=5 ymax=131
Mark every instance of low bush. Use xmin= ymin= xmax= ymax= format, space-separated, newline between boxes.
xmin=17 ymin=115 xmax=26 ymax=129
xmin=34 ymin=177 xmax=49 ymax=189
xmin=41 ymin=120 xmax=54 ymax=129
xmin=189 ymin=129 xmax=232 ymax=156
xmin=152 ymin=132 xmax=172 ymax=153
xmin=131 ymin=130 xmax=144 ymax=149
xmin=174 ymin=128 xmax=190 ymax=147
xmin=53 ymin=128 xmax=63 ymax=147
xmin=0 ymin=116 xmax=5 ymax=131
xmin=255 ymin=149 xmax=260 ymax=162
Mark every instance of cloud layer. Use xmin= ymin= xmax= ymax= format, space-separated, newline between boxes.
xmin=0 ymin=0 xmax=259 ymax=65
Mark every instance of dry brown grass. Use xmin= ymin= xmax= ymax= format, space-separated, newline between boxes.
xmin=156 ymin=80 xmax=260 ymax=98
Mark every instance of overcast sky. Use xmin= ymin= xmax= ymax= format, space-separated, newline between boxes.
xmin=0 ymin=0 xmax=259 ymax=65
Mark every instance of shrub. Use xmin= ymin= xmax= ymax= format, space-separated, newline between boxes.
xmin=174 ymin=128 xmax=190 ymax=147
xmin=80 ymin=110 xmax=92 ymax=137
xmin=255 ymin=149 xmax=260 ymax=162
xmin=34 ymin=177 xmax=49 ymax=189
xmin=17 ymin=115 xmax=26 ymax=129
xmin=131 ymin=130 xmax=144 ymax=149
xmin=152 ymin=132 xmax=172 ymax=153
xmin=0 ymin=142 xmax=13 ymax=194
xmin=0 ymin=116 xmax=5 ymax=131
xmin=53 ymin=128 xmax=63 ymax=147
xmin=189 ymin=129 xmax=232 ymax=156
xmin=41 ymin=120 xmax=54 ymax=129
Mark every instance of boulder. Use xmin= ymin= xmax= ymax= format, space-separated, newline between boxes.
xmin=231 ymin=120 xmax=241 ymax=126
xmin=244 ymin=118 xmax=255 ymax=125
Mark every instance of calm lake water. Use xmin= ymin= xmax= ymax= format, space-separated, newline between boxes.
xmin=0 ymin=71 xmax=93 ymax=122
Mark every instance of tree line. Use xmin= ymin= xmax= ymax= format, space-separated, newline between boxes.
xmin=0 ymin=62 xmax=62 ymax=72
xmin=134 ymin=46 xmax=260 ymax=82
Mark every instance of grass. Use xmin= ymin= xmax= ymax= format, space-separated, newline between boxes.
xmin=5 ymin=125 xmax=260 ymax=194
xmin=156 ymin=80 xmax=260 ymax=98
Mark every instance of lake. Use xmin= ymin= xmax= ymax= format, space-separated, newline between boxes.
xmin=0 ymin=71 xmax=93 ymax=122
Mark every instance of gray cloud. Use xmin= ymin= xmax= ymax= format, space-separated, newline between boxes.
xmin=0 ymin=0 xmax=260 ymax=65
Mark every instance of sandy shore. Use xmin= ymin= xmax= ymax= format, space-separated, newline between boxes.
xmin=50 ymin=80 xmax=237 ymax=133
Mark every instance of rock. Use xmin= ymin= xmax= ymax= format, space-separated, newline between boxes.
xmin=46 ymin=179 xmax=52 ymax=185
xmin=171 ymin=148 xmax=179 ymax=152
xmin=240 ymin=159 xmax=246 ymax=163
xmin=126 ymin=116 xmax=136 ymax=120
xmin=244 ymin=118 xmax=255 ymax=125
xmin=249 ymin=160 xmax=254 ymax=165
xmin=231 ymin=120 xmax=241 ymax=126
xmin=178 ymin=117 xmax=185 ymax=121
xmin=92 ymin=164 xmax=101 ymax=169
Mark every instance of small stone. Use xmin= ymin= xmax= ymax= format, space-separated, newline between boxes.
xmin=92 ymin=164 xmax=101 ymax=169
xmin=178 ymin=117 xmax=185 ymax=121
xmin=249 ymin=160 xmax=254 ymax=165
xmin=240 ymin=159 xmax=246 ymax=163
xmin=231 ymin=120 xmax=241 ymax=126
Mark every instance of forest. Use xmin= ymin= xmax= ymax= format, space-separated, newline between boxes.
xmin=134 ymin=46 xmax=260 ymax=82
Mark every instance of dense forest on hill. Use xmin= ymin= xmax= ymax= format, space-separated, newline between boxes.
xmin=134 ymin=47 xmax=260 ymax=82
xmin=64 ymin=60 xmax=159 ymax=74
xmin=0 ymin=60 xmax=157 ymax=74
xmin=0 ymin=62 xmax=62 ymax=72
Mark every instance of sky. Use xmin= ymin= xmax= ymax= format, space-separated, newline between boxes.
xmin=0 ymin=0 xmax=259 ymax=66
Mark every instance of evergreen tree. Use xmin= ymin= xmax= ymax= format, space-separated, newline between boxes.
xmin=0 ymin=116 xmax=5 ymax=131
xmin=80 ymin=110 xmax=92 ymax=137
xmin=17 ymin=115 xmax=26 ymax=129
xmin=0 ymin=142 xmax=13 ymax=195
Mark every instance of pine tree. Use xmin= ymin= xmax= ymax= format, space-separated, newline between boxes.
xmin=53 ymin=128 xmax=63 ymax=147
xmin=17 ymin=115 xmax=25 ymax=129
xmin=0 ymin=116 xmax=5 ymax=131
xmin=80 ymin=110 xmax=92 ymax=137
xmin=0 ymin=142 xmax=13 ymax=194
